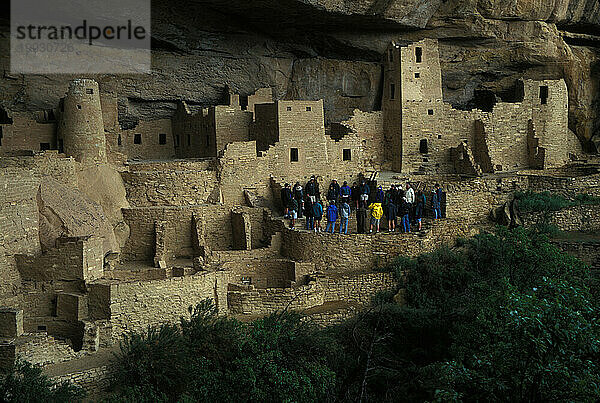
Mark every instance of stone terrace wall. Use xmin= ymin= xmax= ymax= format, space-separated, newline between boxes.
xmin=526 ymin=172 xmax=600 ymax=198
xmin=49 ymin=364 xmax=114 ymax=400
xmin=227 ymin=272 xmax=395 ymax=316
xmin=89 ymin=271 xmax=231 ymax=342
xmin=228 ymin=281 xmax=324 ymax=315
xmin=122 ymin=161 xmax=219 ymax=207
xmin=320 ymin=272 xmax=396 ymax=304
xmin=12 ymin=333 xmax=81 ymax=367
xmin=522 ymin=204 xmax=600 ymax=233
xmin=281 ymin=219 xmax=475 ymax=272
xmin=121 ymin=205 xmax=269 ymax=262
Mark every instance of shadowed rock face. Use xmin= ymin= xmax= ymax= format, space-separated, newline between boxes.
xmin=0 ymin=0 xmax=599 ymax=144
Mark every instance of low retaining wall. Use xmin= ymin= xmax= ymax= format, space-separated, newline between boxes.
xmin=88 ymin=271 xmax=231 ymax=342
xmin=227 ymin=272 xmax=396 ymax=316
xmin=522 ymin=204 xmax=600 ymax=232
xmin=280 ymin=219 xmax=476 ymax=272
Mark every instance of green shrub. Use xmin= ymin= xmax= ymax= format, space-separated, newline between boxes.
xmin=515 ymin=190 xmax=600 ymax=213
xmin=514 ymin=191 xmax=572 ymax=212
xmin=0 ymin=359 xmax=85 ymax=403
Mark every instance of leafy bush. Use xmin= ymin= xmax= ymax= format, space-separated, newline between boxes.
xmin=353 ymin=227 xmax=600 ymax=401
xmin=108 ymin=228 xmax=600 ymax=402
xmin=0 ymin=359 xmax=84 ymax=403
xmin=111 ymin=301 xmax=339 ymax=402
xmin=514 ymin=191 xmax=572 ymax=212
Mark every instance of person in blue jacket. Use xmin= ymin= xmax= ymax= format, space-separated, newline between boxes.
xmin=340 ymin=181 xmax=352 ymax=205
xmin=313 ymin=199 xmax=323 ymax=232
xmin=325 ymin=202 xmax=338 ymax=233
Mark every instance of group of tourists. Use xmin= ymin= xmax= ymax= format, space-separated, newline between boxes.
xmin=281 ymin=176 xmax=444 ymax=235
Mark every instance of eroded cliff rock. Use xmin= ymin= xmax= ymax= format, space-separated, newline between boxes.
xmin=0 ymin=0 xmax=599 ymax=145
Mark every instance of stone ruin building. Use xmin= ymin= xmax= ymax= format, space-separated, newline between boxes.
xmin=0 ymin=39 xmax=593 ymax=394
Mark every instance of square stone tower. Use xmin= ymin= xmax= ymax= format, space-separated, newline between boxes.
xmin=383 ymin=39 xmax=445 ymax=172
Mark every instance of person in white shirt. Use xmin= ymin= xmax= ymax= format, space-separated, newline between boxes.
xmin=405 ymin=183 xmax=415 ymax=222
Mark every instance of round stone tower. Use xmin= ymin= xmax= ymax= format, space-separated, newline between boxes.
xmin=59 ymin=79 xmax=107 ymax=164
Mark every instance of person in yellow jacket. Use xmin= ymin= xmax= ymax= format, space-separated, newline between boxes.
xmin=368 ymin=202 xmax=383 ymax=233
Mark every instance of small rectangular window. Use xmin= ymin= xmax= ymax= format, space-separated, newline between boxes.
xmin=206 ymin=135 xmax=210 ymax=147
xmin=390 ymin=83 xmax=395 ymax=100
xmin=40 ymin=142 xmax=51 ymax=151
xmin=134 ymin=133 xmax=142 ymax=144
xmin=37 ymin=325 xmax=47 ymax=331
xmin=86 ymin=88 xmax=94 ymax=94
xmin=415 ymin=72 xmax=420 ymax=78
xmin=159 ymin=133 xmax=167 ymax=145
xmin=290 ymin=148 xmax=299 ymax=162
xmin=306 ymin=106 xmax=312 ymax=111
xmin=419 ymin=139 xmax=428 ymax=154
xmin=415 ymin=47 xmax=422 ymax=63
xmin=343 ymin=149 xmax=351 ymax=161
xmin=428 ymin=109 xmax=434 ymax=115
xmin=286 ymin=106 xmax=292 ymax=111
xmin=438 ymin=135 xmax=442 ymax=139
xmin=539 ymin=86 xmax=549 ymax=105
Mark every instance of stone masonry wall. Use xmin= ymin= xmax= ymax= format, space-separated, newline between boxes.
xmin=90 ymin=271 xmax=231 ymax=341
xmin=121 ymin=205 xmax=269 ymax=262
xmin=340 ymin=110 xmax=385 ymax=171
xmin=121 ymin=119 xmax=175 ymax=160
xmin=16 ymin=236 xmax=103 ymax=282
xmin=0 ymin=112 xmax=56 ymax=155
xmin=0 ymin=170 xmax=40 ymax=304
xmin=281 ymin=219 xmax=475 ymax=272
xmin=122 ymin=161 xmax=219 ymax=207
xmin=227 ymin=272 xmax=395 ymax=316
xmin=522 ymin=204 xmax=600 ymax=233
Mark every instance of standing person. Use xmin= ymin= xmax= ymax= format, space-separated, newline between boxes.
xmin=400 ymin=196 xmax=411 ymax=233
xmin=357 ymin=204 xmax=367 ymax=234
xmin=339 ymin=200 xmax=351 ymax=234
xmin=313 ymin=199 xmax=323 ymax=232
xmin=432 ymin=185 xmax=441 ymax=219
xmin=405 ymin=183 xmax=415 ymax=222
xmin=434 ymin=183 xmax=443 ymax=219
xmin=305 ymin=176 xmax=318 ymax=204
xmin=351 ymin=182 xmax=360 ymax=210
xmin=359 ymin=180 xmax=370 ymax=208
xmin=368 ymin=201 xmax=383 ymax=233
xmin=326 ymin=202 xmax=338 ymax=233
xmin=293 ymin=182 xmax=304 ymax=219
xmin=304 ymin=194 xmax=314 ymax=231
xmin=327 ymin=179 xmax=340 ymax=204
xmin=386 ymin=199 xmax=397 ymax=232
xmin=376 ymin=186 xmax=385 ymax=203
xmin=340 ymin=181 xmax=351 ymax=205
xmin=281 ymin=183 xmax=292 ymax=218
xmin=288 ymin=197 xmax=298 ymax=230
xmin=415 ymin=190 xmax=425 ymax=231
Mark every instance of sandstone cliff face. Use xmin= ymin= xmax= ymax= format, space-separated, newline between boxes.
xmin=0 ymin=0 xmax=599 ymax=145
